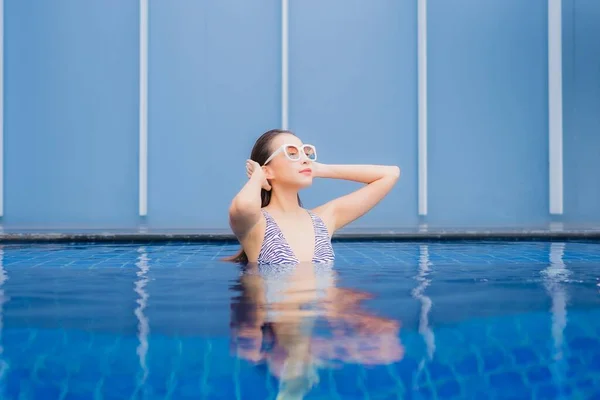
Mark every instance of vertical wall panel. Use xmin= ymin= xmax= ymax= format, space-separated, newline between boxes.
xmin=548 ymin=0 xmax=563 ymax=215
xmin=0 ymin=0 xmax=4 ymax=217
xmin=417 ymin=0 xmax=428 ymax=217
xmin=148 ymin=0 xmax=280 ymax=229
xmin=427 ymin=0 xmax=549 ymax=228
xmin=288 ymin=0 xmax=418 ymax=230
xmin=562 ymin=0 xmax=600 ymax=225
xmin=139 ymin=0 xmax=148 ymax=217
xmin=4 ymin=1 xmax=139 ymax=229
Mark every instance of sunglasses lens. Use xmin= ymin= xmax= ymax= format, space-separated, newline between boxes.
xmin=303 ymin=146 xmax=316 ymax=160
xmin=284 ymin=145 xmax=301 ymax=160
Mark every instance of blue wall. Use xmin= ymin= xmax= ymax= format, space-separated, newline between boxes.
xmin=428 ymin=0 xmax=549 ymax=228
xmin=563 ymin=0 xmax=600 ymax=225
xmin=5 ymin=1 xmax=139 ymax=229
xmin=1 ymin=1 xmax=598 ymax=232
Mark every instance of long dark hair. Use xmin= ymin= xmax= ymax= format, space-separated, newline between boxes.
xmin=224 ymin=129 xmax=302 ymax=263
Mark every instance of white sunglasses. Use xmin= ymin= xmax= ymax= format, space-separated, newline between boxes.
xmin=263 ymin=143 xmax=317 ymax=166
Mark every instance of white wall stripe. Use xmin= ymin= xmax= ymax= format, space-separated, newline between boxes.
xmin=417 ymin=0 xmax=428 ymax=216
xmin=281 ymin=0 xmax=289 ymax=130
xmin=0 ymin=0 xmax=4 ymax=217
xmin=548 ymin=0 xmax=563 ymax=215
xmin=139 ymin=0 xmax=148 ymax=216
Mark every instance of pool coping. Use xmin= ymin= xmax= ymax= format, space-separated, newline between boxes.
xmin=0 ymin=230 xmax=599 ymax=243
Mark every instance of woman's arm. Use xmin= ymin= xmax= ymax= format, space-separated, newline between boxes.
xmin=315 ymin=163 xmax=400 ymax=184
xmin=312 ymin=163 xmax=400 ymax=233
xmin=228 ymin=160 xmax=269 ymax=239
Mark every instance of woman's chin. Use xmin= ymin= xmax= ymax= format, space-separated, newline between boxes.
xmin=296 ymin=176 xmax=313 ymax=189
xmin=278 ymin=176 xmax=313 ymax=190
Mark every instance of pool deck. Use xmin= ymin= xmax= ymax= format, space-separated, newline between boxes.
xmin=0 ymin=224 xmax=598 ymax=242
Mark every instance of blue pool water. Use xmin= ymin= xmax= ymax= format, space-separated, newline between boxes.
xmin=0 ymin=240 xmax=598 ymax=399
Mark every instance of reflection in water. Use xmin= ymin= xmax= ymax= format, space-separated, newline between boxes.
xmin=542 ymin=242 xmax=568 ymax=394
xmin=0 ymin=247 xmax=8 ymax=396
xmin=230 ymin=262 xmax=403 ymax=400
xmin=134 ymin=247 xmax=150 ymax=386
xmin=542 ymin=242 xmax=568 ymax=360
xmin=412 ymin=245 xmax=435 ymax=361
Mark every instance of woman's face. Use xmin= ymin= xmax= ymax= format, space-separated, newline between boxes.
xmin=263 ymin=133 xmax=316 ymax=190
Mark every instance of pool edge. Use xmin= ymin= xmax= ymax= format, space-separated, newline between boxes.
xmin=0 ymin=231 xmax=599 ymax=243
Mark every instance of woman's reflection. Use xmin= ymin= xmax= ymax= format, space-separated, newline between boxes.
xmin=230 ymin=262 xmax=403 ymax=400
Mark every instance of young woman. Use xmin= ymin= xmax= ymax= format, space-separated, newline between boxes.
xmin=226 ymin=129 xmax=400 ymax=264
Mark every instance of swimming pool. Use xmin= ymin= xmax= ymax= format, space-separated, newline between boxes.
xmin=0 ymin=240 xmax=598 ymax=399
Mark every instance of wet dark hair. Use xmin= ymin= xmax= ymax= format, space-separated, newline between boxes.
xmin=224 ymin=129 xmax=302 ymax=263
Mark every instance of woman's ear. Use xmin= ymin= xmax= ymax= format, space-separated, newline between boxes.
xmin=263 ymin=165 xmax=274 ymax=180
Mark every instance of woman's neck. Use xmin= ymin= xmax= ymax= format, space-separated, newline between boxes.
xmin=267 ymin=187 xmax=302 ymax=213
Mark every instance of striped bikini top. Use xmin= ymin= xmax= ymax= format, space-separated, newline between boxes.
xmin=257 ymin=209 xmax=335 ymax=265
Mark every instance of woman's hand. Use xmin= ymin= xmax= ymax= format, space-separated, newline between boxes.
xmin=246 ymin=160 xmax=271 ymax=191
xmin=310 ymin=161 xmax=325 ymax=178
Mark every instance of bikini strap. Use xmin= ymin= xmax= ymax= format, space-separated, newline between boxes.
xmin=308 ymin=210 xmax=331 ymax=237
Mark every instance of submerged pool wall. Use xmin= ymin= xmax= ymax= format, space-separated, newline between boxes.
xmin=2 ymin=0 xmax=599 ymax=234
